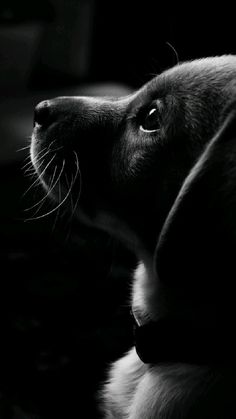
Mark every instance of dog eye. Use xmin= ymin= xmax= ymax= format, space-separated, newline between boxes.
xmin=139 ymin=106 xmax=160 ymax=133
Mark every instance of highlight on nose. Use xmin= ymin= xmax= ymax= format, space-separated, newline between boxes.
xmin=34 ymin=100 xmax=51 ymax=127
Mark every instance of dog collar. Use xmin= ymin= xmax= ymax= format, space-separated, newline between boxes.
xmin=131 ymin=311 xmax=236 ymax=365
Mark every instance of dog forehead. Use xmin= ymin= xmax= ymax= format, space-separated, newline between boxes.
xmin=145 ymin=55 xmax=236 ymax=99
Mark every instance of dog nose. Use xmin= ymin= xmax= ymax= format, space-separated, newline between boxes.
xmin=34 ymin=100 xmax=51 ymax=127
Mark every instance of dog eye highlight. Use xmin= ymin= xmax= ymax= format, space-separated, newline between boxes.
xmin=140 ymin=106 xmax=160 ymax=133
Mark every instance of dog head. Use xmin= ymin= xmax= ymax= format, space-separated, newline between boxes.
xmin=31 ymin=55 xmax=236 ymax=347
xmin=31 ymin=56 xmax=236 ymax=253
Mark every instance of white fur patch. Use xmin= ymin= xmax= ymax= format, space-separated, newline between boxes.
xmin=101 ymin=345 xmax=209 ymax=419
xmin=132 ymin=260 xmax=164 ymax=324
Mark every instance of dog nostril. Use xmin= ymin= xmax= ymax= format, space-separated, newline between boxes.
xmin=34 ymin=100 xmax=51 ymax=127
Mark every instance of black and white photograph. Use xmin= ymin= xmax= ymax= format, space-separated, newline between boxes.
xmin=1 ymin=2 xmax=236 ymax=418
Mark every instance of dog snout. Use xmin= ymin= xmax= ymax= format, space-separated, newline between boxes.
xmin=34 ymin=97 xmax=83 ymax=130
xmin=34 ymin=96 xmax=113 ymax=130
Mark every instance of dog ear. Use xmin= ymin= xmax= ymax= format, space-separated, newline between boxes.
xmin=154 ymin=102 xmax=236 ymax=300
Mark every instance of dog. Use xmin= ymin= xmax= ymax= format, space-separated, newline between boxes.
xmin=31 ymin=55 xmax=236 ymax=418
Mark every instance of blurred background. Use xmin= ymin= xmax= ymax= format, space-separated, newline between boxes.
xmin=0 ymin=1 xmax=236 ymax=418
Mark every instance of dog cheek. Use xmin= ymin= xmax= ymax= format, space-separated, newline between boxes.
xmin=111 ymin=142 xmax=151 ymax=184
xmin=126 ymin=151 xmax=148 ymax=177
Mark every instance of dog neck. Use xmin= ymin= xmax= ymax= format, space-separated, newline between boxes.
xmin=132 ymin=262 xmax=236 ymax=366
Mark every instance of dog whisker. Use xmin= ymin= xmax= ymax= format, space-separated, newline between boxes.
xmin=28 ymin=169 xmax=60 ymax=219
xmin=23 ymin=166 xmax=37 ymax=176
xmin=51 ymin=176 xmax=62 ymax=232
xmin=63 ymin=162 xmax=80 ymax=240
xmin=47 ymin=159 xmax=65 ymax=195
xmin=24 ymin=147 xmax=62 ymax=175
xmin=24 ymin=157 xmax=48 ymax=175
xmin=65 ymin=173 xmax=74 ymax=214
xmin=48 ymin=139 xmax=58 ymax=150
xmin=23 ymin=178 xmax=42 ymax=198
xmin=16 ymin=144 xmax=31 ymax=152
xmin=24 ymin=165 xmax=58 ymax=212
xmin=69 ymin=151 xmax=82 ymax=219
xmin=22 ymin=153 xmax=56 ymax=197
xmin=22 ymin=146 xmax=49 ymax=171
xmin=27 ymin=158 xmax=65 ymax=218
xmin=166 ymin=41 xmax=179 ymax=65
xmin=23 ymin=170 xmax=38 ymax=178
xmin=25 ymin=161 xmax=76 ymax=221
xmin=22 ymin=153 xmax=31 ymax=163
xmin=64 ymin=169 xmax=75 ymax=198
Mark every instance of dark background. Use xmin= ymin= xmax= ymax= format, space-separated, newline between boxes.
xmin=0 ymin=2 xmax=235 ymax=418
